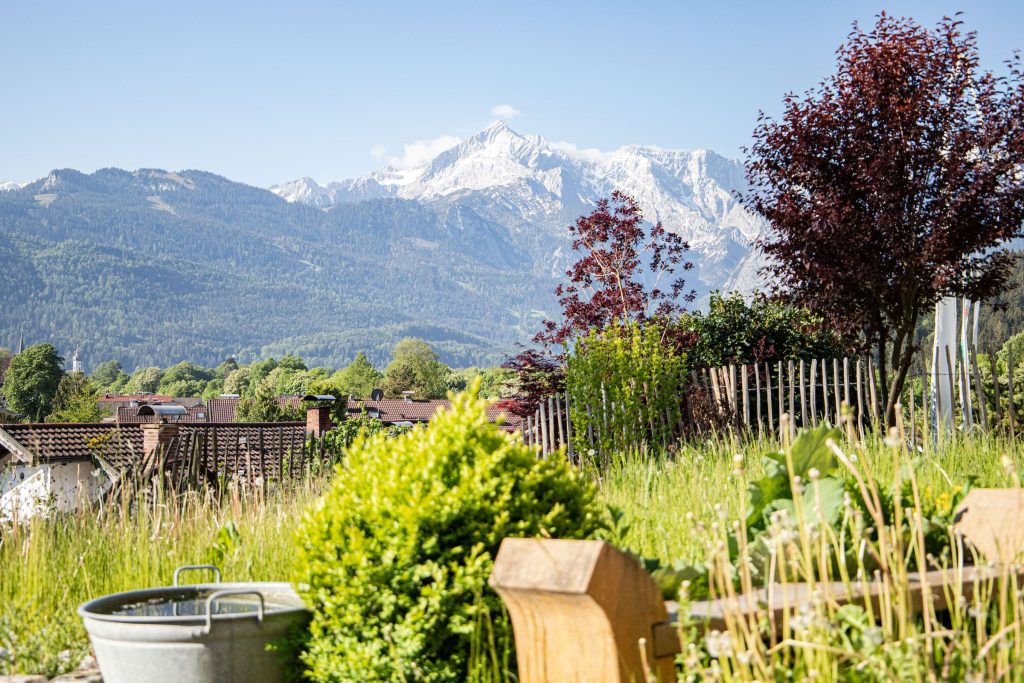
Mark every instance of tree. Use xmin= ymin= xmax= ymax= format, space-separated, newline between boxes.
xmin=125 ymin=366 xmax=164 ymax=394
xmin=680 ymin=292 xmax=845 ymax=368
xmin=215 ymin=356 xmax=239 ymax=379
xmin=158 ymin=361 xmax=214 ymax=397
xmin=2 ymin=344 xmax=65 ymax=421
xmin=329 ymin=352 xmax=382 ymax=399
xmin=235 ymin=380 xmax=303 ymax=422
xmin=222 ymin=367 xmax=253 ymax=396
xmin=535 ymin=191 xmax=693 ymax=348
xmin=744 ymin=14 xmax=1024 ymax=424
xmin=47 ymin=371 xmax=105 ymax=423
xmin=91 ymin=360 xmax=124 ymax=390
xmin=0 ymin=347 xmax=11 ymax=386
xmin=382 ymin=338 xmax=450 ymax=399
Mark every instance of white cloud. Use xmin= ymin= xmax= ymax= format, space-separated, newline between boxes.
xmin=369 ymin=144 xmax=387 ymax=159
xmin=490 ymin=104 xmax=522 ymax=119
xmin=388 ymin=134 xmax=462 ymax=169
xmin=548 ymin=140 xmax=609 ymax=164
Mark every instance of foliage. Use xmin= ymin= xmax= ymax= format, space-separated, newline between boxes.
xmin=681 ymin=292 xmax=845 ymax=367
xmin=89 ymin=360 xmax=124 ymax=391
xmin=235 ymin=381 xmax=303 ymax=422
xmin=157 ymin=361 xmax=215 ymax=397
xmin=381 ymin=337 xmax=451 ymax=399
xmin=499 ymin=349 xmax=565 ymax=418
xmin=124 ymin=366 xmax=163 ymax=394
xmin=566 ymin=322 xmax=690 ymax=460
xmin=535 ymin=191 xmax=693 ymax=348
xmin=744 ymin=14 xmax=1024 ymax=424
xmin=0 ymin=347 xmax=10 ymax=386
xmin=294 ymin=388 xmax=606 ymax=682
xmin=222 ymin=367 xmax=253 ymax=396
xmin=46 ymin=372 xmax=105 ymax=423
xmin=447 ymin=367 xmax=514 ymax=399
xmin=327 ymin=352 xmax=382 ymax=399
xmin=2 ymin=344 xmax=64 ymax=421
xmin=318 ymin=414 xmax=414 ymax=454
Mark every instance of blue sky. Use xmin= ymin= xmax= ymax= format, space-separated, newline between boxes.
xmin=2 ymin=1 xmax=1021 ymax=187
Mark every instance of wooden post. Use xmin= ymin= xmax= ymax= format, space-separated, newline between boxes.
xmin=539 ymin=402 xmax=549 ymax=458
xmin=563 ymin=391 xmax=575 ymax=463
xmin=971 ymin=347 xmax=989 ymax=432
xmin=557 ymin=395 xmax=565 ymax=454
xmin=754 ymin=362 xmax=763 ymax=438
xmin=787 ymin=360 xmax=796 ymax=429
xmin=277 ymin=427 xmax=284 ymax=482
xmin=741 ymin=365 xmax=750 ymax=430
xmin=1007 ymin=347 xmax=1017 ymax=439
xmin=809 ymin=359 xmax=818 ymax=427
xmin=799 ymin=360 xmax=807 ymax=428
xmin=866 ymin=355 xmax=879 ymax=429
xmin=765 ymin=362 xmax=774 ymax=438
xmin=820 ymin=358 xmax=829 ymax=425
xmin=833 ymin=358 xmax=841 ymax=424
xmin=489 ymin=538 xmax=677 ymax=683
xmin=991 ymin=353 xmax=1004 ymax=434
xmin=944 ymin=346 xmax=957 ymax=433
xmin=778 ymin=361 xmax=784 ymax=440
xmin=856 ymin=359 xmax=866 ymax=441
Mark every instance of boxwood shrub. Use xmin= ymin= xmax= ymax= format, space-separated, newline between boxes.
xmin=295 ymin=388 xmax=606 ymax=682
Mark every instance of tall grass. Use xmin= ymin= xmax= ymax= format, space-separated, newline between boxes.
xmin=600 ymin=430 xmax=1024 ymax=564
xmin=0 ymin=481 xmax=322 ymax=676
xmin=3 ymin=428 xmax=1023 ymax=679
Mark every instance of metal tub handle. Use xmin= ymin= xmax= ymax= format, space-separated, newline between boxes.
xmin=173 ymin=564 xmax=222 ymax=586
xmin=202 ymin=589 xmax=265 ymax=635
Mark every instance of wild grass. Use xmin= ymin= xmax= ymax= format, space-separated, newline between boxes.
xmin=2 ymin=427 xmax=1023 ymax=679
xmin=0 ymin=481 xmax=323 ymax=676
xmin=600 ymin=430 xmax=1024 ymax=565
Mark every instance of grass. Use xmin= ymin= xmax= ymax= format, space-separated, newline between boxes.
xmin=0 ymin=481 xmax=323 ymax=676
xmin=3 ymin=428 xmax=1024 ymax=679
xmin=600 ymin=430 xmax=1024 ymax=565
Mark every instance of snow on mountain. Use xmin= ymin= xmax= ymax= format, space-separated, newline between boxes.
xmin=0 ymin=180 xmax=26 ymax=192
xmin=270 ymin=121 xmax=766 ymax=293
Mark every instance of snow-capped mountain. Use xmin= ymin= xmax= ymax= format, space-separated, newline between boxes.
xmin=0 ymin=180 xmax=26 ymax=192
xmin=271 ymin=121 xmax=766 ymax=292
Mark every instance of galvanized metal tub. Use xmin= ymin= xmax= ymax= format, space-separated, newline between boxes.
xmin=77 ymin=565 xmax=309 ymax=683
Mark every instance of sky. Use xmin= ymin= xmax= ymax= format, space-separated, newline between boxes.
xmin=2 ymin=1 xmax=1022 ymax=187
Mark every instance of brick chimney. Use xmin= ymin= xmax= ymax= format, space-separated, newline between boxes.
xmin=141 ymin=422 xmax=180 ymax=461
xmin=306 ymin=405 xmax=334 ymax=438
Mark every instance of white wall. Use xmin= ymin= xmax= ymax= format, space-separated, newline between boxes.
xmin=0 ymin=461 xmax=106 ymax=522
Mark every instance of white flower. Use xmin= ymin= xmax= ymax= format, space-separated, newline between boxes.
xmin=808 ymin=468 xmax=820 ymax=480
xmin=704 ymin=630 xmax=734 ymax=658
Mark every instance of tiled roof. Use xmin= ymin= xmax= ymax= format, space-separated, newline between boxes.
xmin=116 ymin=404 xmax=211 ymax=424
xmin=98 ymin=395 xmax=205 ymax=410
xmin=0 ymin=423 xmax=144 ymax=465
xmin=344 ymin=398 xmax=523 ymax=430
xmin=207 ymin=397 xmax=239 ymax=422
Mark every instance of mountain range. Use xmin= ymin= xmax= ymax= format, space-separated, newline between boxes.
xmin=0 ymin=122 xmax=765 ymax=372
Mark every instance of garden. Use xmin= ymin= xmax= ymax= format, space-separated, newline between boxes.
xmin=5 ymin=12 xmax=1024 ymax=683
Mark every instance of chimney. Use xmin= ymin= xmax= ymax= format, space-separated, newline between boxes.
xmin=402 ymin=390 xmax=415 ymax=404
xmin=306 ymin=405 xmax=334 ymax=438
xmin=141 ymin=422 xmax=180 ymax=462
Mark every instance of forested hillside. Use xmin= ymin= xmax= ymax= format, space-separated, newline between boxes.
xmin=0 ymin=169 xmax=554 ymax=370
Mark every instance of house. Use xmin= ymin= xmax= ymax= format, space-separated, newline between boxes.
xmin=346 ymin=396 xmax=523 ymax=431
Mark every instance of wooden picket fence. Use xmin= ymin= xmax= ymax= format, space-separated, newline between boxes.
xmin=523 ymin=344 xmax=1018 ymax=458
xmin=96 ymin=422 xmax=342 ymax=497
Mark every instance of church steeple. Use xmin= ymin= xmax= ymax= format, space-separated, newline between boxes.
xmin=72 ymin=348 xmax=82 ymax=373
xmin=17 ymin=328 xmax=24 ymax=355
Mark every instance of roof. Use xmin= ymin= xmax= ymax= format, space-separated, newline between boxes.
xmin=0 ymin=421 xmax=308 ymax=474
xmin=345 ymin=398 xmax=522 ymax=430
xmin=0 ymin=422 xmax=143 ymax=465
xmin=98 ymin=394 xmax=205 ymax=409
xmin=116 ymin=403 xmax=211 ymax=424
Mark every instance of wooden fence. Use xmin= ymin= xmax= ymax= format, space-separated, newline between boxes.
xmin=96 ymin=422 xmax=338 ymax=495
xmin=522 ymin=344 xmax=1018 ymax=458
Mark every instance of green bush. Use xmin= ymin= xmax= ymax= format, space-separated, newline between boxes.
xmin=566 ymin=321 xmax=690 ymax=459
xmin=294 ymin=388 xmax=606 ymax=682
